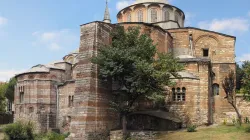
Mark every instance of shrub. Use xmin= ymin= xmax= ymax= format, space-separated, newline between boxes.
xmin=245 ymin=117 xmax=250 ymax=124
xmin=35 ymin=132 xmax=66 ymax=140
xmin=232 ymin=118 xmax=236 ymax=125
xmin=187 ymin=125 xmax=197 ymax=132
xmin=223 ymin=119 xmax=227 ymax=125
xmin=3 ymin=121 xmax=34 ymax=140
xmin=245 ymin=125 xmax=250 ymax=133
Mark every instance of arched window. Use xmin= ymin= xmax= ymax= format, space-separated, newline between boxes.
xmin=163 ymin=9 xmax=170 ymax=21
xmin=20 ymin=106 xmax=23 ymax=113
xmin=177 ymin=87 xmax=181 ymax=93
xmin=213 ymin=84 xmax=219 ymax=96
xmin=151 ymin=8 xmax=157 ymax=22
xmin=182 ymin=87 xmax=186 ymax=101
xmin=29 ymin=107 xmax=34 ymax=113
xmin=172 ymin=87 xmax=186 ymax=101
xmin=68 ymin=95 xmax=74 ymax=107
xmin=175 ymin=12 xmax=179 ymax=23
xmin=172 ymin=88 xmax=176 ymax=101
xmin=127 ymin=13 xmax=131 ymax=22
xmin=68 ymin=96 xmax=71 ymax=107
xmin=137 ymin=10 xmax=143 ymax=22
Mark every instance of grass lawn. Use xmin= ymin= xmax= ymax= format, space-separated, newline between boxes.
xmin=158 ymin=125 xmax=250 ymax=140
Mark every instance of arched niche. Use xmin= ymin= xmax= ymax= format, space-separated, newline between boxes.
xmin=194 ymin=35 xmax=219 ymax=57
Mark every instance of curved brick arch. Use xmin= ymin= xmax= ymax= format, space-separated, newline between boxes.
xmin=194 ymin=35 xmax=220 ymax=57
xmin=194 ymin=35 xmax=220 ymax=46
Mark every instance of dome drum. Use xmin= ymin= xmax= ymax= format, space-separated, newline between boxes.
xmin=117 ymin=1 xmax=185 ymax=29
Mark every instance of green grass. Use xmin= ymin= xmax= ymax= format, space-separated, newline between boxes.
xmin=158 ymin=124 xmax=250 ymax=140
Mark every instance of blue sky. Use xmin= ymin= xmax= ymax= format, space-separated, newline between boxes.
xmin=0 ymin=0 xmax=249 ymax=81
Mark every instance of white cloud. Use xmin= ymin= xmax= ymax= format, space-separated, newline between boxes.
xmin=198 ymin=18 xmax=249 ymax=33
xmin=32 ymin=29 xmax=78 ymax=51
xmin=238 ymin=53 xmax=250 ymax=62
xmin=185 ymin=12 xmax=195 ymax=26
xmin=49 ymin=43 xmax=60 ymax=51
xmin=116 ymin=0 xmax=134 ymax=11
xmin=0 ymin=16 xmax=8 ymax=26
xmin=0 ymin=69 xmax=24 ymax=82
xmin=41 ymin=32 xmax=57 ymax=41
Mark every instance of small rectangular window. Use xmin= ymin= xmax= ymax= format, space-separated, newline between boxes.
xmin=68 ymin=96 xmax=74 ymax=107
xmin=68 ymin=96 xmax=71 ymax=107
xmin=203 ymin=49 xmax=209 ymax=57
xmin=20 ymin=92 xmax=24 ymax=103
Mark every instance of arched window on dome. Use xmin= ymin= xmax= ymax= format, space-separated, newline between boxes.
xmin=213 ymin=83 xmax=219 ymax=96
xmin=137 ymin=9 xmax=143 ymax=22
xmin=127 ymin=12 xmax=132 ymax=22
xmin=162 ymin=9 xmax=170 ymax=21
xmin=151 ymin=8 xmax=157 ymax=22
xmin=175 ymin=12 xmax=180 ymax=24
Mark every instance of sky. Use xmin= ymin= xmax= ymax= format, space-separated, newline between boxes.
xmin=0 ymin=0 xmax=249 ymax=81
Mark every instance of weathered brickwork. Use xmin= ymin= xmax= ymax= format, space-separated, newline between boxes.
xmin=67 ymin=22 xmax=118 ymax=140
xmin=167 ymin=28 xmax=236 ymax=124
xmin=13 ymin=1 xmax=238 ymax=138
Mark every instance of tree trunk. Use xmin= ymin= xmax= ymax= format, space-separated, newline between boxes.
xmin=231 ymin=102 xmax=242 ymax=125
xmin=122 ymin=115 xmax=127 ymax=136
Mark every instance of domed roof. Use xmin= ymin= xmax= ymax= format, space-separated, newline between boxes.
xmin=134 ymin=0 xmax=169 ymax=4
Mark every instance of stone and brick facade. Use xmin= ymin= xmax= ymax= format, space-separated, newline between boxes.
xmin=13 ymin=0 xmax=240 ymax=139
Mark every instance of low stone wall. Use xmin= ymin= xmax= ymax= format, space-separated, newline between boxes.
xmin=236 ymin=95 xmax=250 ymax=120
xmin=110 ymin=130 xmax=159 ymax=140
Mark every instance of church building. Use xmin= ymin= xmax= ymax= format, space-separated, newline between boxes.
xmin=14 ymin=0 xmax=237 ymax=139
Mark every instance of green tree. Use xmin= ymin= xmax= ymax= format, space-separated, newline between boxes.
xmin=92 ymin=26 xmax=183 ymax=134
xmin=236 ymin=64 xmax=244 ymax=91
xmin=5 ymin=78 xmax=16 ymax=102
xmin=241 ymin=61 xmax=250 ymax=96
xmin=0 ymin=83 xmax=8 ymax=112
xmin=222 ymin=70 xmax=242 ymax=125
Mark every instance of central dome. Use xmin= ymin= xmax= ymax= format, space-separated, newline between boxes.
xmin=134 ymin=0 xmax=169 ymax=4
xmin=117 ymin=0 xmax=185 ymax=30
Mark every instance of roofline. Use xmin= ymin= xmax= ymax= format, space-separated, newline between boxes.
xmin=152 ymin=20 xmax=181 ymax=28
xmin=178 ymin=58 xmax=211 ymax=63
xmin=117 ymin=22 xmax=173 ymax=38
xmin=15 ymin=72 xmax=49 ymax=78
xmin=15 ymin=67 xmax=65 ymax=78
xmin=79 ymin=21 xmax=173 ymax=38
xmin=170 ymin=77 xmax=200 ymax=80
xmin=117 ymin=2 xmax=185 ymax=20
xmin=80 ymin=21 xmax=114 ymax=27
xmin=58 ymin=80 xmax=76 ymax=87
xmin=53 ymin=61 xmax=72 ymax=65
xmin=167 ymin=27 xmax=236 ymax=39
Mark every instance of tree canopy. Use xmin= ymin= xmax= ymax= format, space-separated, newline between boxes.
xmin=0 ymin=83 xmax=8 ymax=112
xmin=5 ymin=78 xmax=16 ymax=102
xmin=241 ymin=61 xmax=250 ymax=95
xmin=92 ymin=26 xmax=183 ymax=133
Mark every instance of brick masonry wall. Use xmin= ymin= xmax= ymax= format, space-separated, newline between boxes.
xmin=120 ymin=23 xmax=172 ymax=54
xmin=58 ymin=81 xmax=75 ymax=133
xmin=168 ymin=28 xmax=236 ymax=124
xmin=168 ymin=28 xmax=235 ymax=63
xmin=14 ymin=70 xmax=66 ymax=132
xmin=68 ymin=22 xmax=117 ymax=140
xmin=166 ymin=62 xmax=212 ymax=126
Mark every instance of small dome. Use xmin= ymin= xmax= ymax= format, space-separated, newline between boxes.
xmin=134 ymin=0 xmax=169 ymax=4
